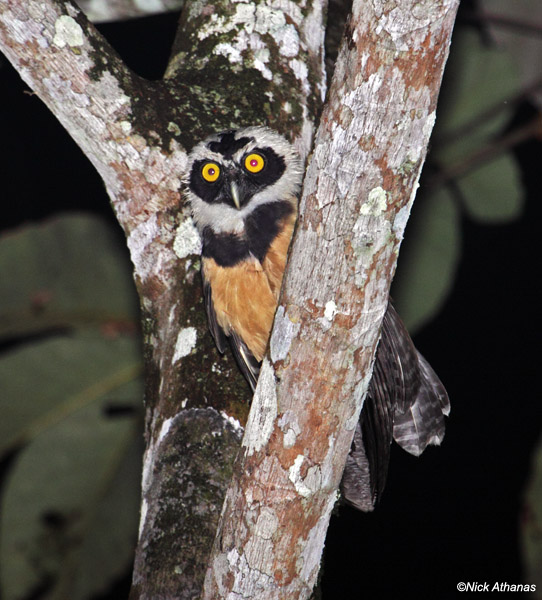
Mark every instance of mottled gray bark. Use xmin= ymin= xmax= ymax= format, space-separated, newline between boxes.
xmin=202 ymin=1 xmax=459 ymax=598
xmin=0 ymin=0 xmax=458 ymax=598
xmin=75 ymin=0 xmax=184 ymax=23
xmin=0 ymin=0 xmax=326 ymax=597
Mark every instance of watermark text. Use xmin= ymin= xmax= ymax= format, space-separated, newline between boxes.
xmin=457 ymin=582 xmax=536 ymax=593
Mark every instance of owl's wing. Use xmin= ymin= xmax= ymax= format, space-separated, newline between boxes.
xmin=228 ymin=330 xmax=260 ymax=391
xmin=341 ymin=302 xmax=449 ymax=511
xmin=202 ymin=277 xmax=227 ymax=354
xmin=202 ymin=272 xmax=261 ymax=391
xmin=385 ymin=303 xmax=450 ymax=456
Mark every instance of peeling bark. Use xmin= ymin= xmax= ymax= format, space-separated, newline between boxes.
xmin=131 ymin=408 xmax=243 ymax=600
xmin=0 ymin=0 xmax=458 ymax=597
xmin=202 ymin=1 xmax=459 ymax=598
xmin=0 ymin=0 xmax=327 ymax=597
xmin=75 ymin=0 xmax=184 ymax=23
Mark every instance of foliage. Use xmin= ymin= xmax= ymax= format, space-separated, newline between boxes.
xmin=393 ymin=27 xmax=523 ymax=331
xmin=0 ymin=215 xmax=143 ymax=599
xmin=0 ymin=5 xmax=538 ymax=599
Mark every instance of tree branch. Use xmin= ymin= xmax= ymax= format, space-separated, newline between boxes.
xmin=1 ymin=0 xmax=329 ymax=597
xmin=0 ymin=0 xmax=188 ymax=243
xmin=75 ymin=0 xmax=184 ymax=23
xmin=0 ymin=0 xmax=458 ymax=596
xmin=202 ymin=1 xmax=459 ymax=598
xmin=129 ymin=3 xmax=328 ymax=597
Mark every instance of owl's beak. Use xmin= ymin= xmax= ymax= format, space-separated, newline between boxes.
xmin=230 ymin=181 xmax=241 ymax=210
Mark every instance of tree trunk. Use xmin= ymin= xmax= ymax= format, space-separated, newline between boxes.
xmin=0 ymin=0 xmax=458 ymax=597
xmin=202 ymin=1 xmax=459 ymax=598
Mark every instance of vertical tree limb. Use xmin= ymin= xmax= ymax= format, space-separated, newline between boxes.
xmin=202 ymin=1 xmax=459 ymax=598
xmin=0 ymin=0 xmax=459 ymax=596
xmin=0 ymin=0 xmax=329 ymax=596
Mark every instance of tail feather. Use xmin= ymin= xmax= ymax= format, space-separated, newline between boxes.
xmin=340 ymin=424 xmax=376 ymax=512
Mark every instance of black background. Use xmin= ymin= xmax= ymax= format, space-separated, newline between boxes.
xmin=1 ymin=3 xmax=540 ymax=599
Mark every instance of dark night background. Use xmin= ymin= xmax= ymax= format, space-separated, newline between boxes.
xmin=1 ymin=2 xmax=541 ymax=599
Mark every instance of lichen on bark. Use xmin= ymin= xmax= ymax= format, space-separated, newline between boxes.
xmin=0 ymin=0 xmax=458 ymax=598
xmin=201 ymin=1 xmax=459 ymax=598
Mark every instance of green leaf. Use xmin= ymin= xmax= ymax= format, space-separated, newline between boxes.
xmin=0 ymin=213 xmax=144 ymax=599
xmin=480 ymin=0 xmax=542 ymax=110
xmin=68 ymin=433 xmax=144 ymax=600
xmin=434 ymin=28 xmax=519 ymax=160
xmin=0 ymin=213 xmax=138 ymax=340
xmin=428 ymin=28 xmax=524 ymax=225
xmin=400 ymin=27 xmax=525 ymax=326
xmin=0 ymin=335 xmax=143 ymax=600
xmin=392 ymin=187 xmax=460 ymax=333
xmin=0 ymin=334 xmax=142 ymax=458
xmin=458 ymin=154 xmax=524 ymax=223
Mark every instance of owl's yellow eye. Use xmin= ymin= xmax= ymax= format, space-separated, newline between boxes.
xmin=244 ymin=153 xmax=265 ymax=174
xmin=201 ymin=162 xmax=221 ymax=182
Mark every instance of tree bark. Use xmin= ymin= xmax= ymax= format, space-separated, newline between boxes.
xmin=75 ymin=0 xmax=184 ymax=23
xmin=0 ymin=0 xmax=326 ymax=597
xmin=202 ymin=1 xmax=459 ymax=598
xmin=0 ymin=0 xmax=458 ymax=597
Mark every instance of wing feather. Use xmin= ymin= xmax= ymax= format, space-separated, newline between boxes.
xmin=229 ymin=330 xmax=260 ymax=391
xmin=201 ymin=258 xmax=269 ymax=391
xmin=342 ymin=302 xmax=449 ymax=511
xmin=202 ymin=277 xmax=227 ymax=354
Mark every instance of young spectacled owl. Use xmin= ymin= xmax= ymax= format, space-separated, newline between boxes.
xmin=185 ymin=126 xmax=449 ymax=511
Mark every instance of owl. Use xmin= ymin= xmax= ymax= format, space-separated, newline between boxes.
xmin=185 ymin=126 xmax=450 ymax=511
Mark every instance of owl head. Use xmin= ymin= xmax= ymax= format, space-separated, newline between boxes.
xmin=185 ymin=126 xmax=303 ymax=234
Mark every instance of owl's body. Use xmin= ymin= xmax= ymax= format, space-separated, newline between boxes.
xmin=202 ymin=210 xmax=296 ymax=359
xmin=187 ymin=127 xmax=302 ymax=387
xmin=186 ymin=126 xmax=449 ymax=511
